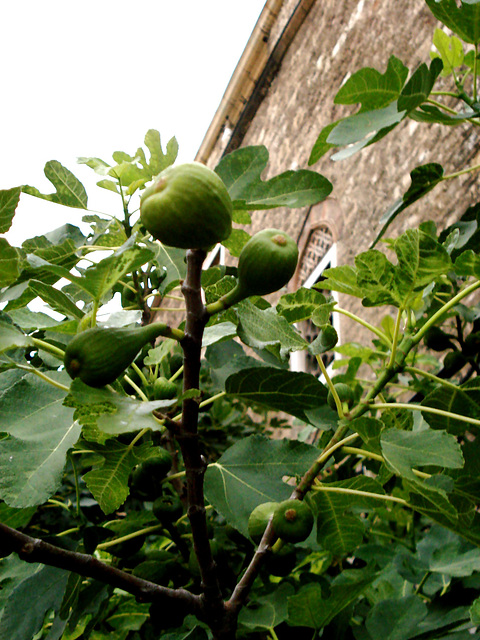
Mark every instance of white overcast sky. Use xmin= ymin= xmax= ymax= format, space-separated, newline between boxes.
xmin=1 ymin=1 xmax=266 ymax=244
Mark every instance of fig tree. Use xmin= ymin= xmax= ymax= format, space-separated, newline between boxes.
xmin=140 ymin=162 xmax=233 ymax=249
xmin=272 ymin=499 xmax=314 ymax=543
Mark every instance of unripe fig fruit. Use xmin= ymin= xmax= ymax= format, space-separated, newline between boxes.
xmin=152 ymin=494 xmax=183 ymax=523
xmin=153 ymin=376 xmax=177 ymax=400
xmin=64 ymin=322 xmax=171 ymax=388
xmin=140 ymin=162 xmax=233 ymax=249
xmin=220 ymin=229 xmax=298 ymax=308
xmin=424 ymin=326 xmax=454 ymax=352
xmin=272 ymin=499 xmax=314 ymax=543
xmin=327 ymin=382 xmax=354 ymax=412
xmin=121 ymin=281 xmax=140 ymax=309
xmin=265 ymin=543 xmax=297 ymax=577
xmin=248 ymin=501 xmax=278 ymax=543
xmin=130 ymin=450 xmax=172 ymax=499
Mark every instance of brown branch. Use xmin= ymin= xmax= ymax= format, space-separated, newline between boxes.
xmin=179 ymin=249 xmax=224 ymax=613
xmin=0 ymin=522 xmax=200 ymax=612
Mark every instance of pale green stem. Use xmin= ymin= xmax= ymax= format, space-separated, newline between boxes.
xmin=425 ymin=98 xmax=460 ymax=115
xmin=431 ymin=90 xmax=463 ymax=98
xmin=164 ymin=294 xmax=185 ymax=302
xmin=342 ymin=446 xmax=431 ymax=479
xmin=269 ymin=628 xmax=280 ymax=640
xmin=169 ymin=365 xmax=184 ymax=383
xmin=69 ymin=453 xmax=82 ymax=517
xmin=474 ymin=43 xmax=478 ymax=103
xmin=316 ymin=355 xmax=344 ymax=418
xmin=162 ymin=470 xmax=186 ymax=484
xmin=97 ymin=524 xmax=163 ymax=550
xmin=404 ymin=366 xmax=459 ymax=392
xmin=332 ymin=307 xmax=391 ymax=346
xmin=387 ymin=308 xmax=404 ymax=369
xmin=149 ymin=306 xmax=186 ymax=312
xmin=371 ymin=402 xmax=480 ymax=428
xmin=131 ymin=361 xmax=150 ymax=388
xmin=314 ymin=432 xmax=359 ymax=467
xmin=56 ymin=527 xmax=81 ymax=538
xmin=443 ymin=163 xmax=480 ymax=181
xmin=31 ymin=337 xmax=65 ymax=360
xmin=414 ymin=280 xmax=480 ymax=344
xmin=15 ymin=365 xmax=70 ymax=392
xmin=312 ymin=484 xmax=408 ymax=506
xmin=199 ymin=391 xmax=226 ymax=410
xmin=91 ymin=299 xmax=99 ymax=327
xmin=47 ymin=499 xmax=71 ymax=512
xmin=129 ymin=428 xmax=151 ymax=448
xmin=123 ymin=374 xmax=149 ymax=402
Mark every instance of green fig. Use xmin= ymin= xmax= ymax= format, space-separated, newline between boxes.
xmin=248 ymin=501 xmax=278 ymax=543
xmin=212 ymin=229 xmax=298 ymax=310
xmin=152 ymin=494 xmax=183 ymax=523
xmin=272 ymin=499 xmax=314 ymax=543
xmin=327 ymin=382 xmax=354 ymax=412
xmin=153 ymin=376 xmax=177 ymax=400
xmin=64 ymin=322 xmax=173 ymax=388
xmin=130 ymin=450 xmax=172 ymax=499
xmin=140 ymin=162 xmax=233 ymax=249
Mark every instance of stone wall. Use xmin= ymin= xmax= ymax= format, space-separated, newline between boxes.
xmin=208 ymin=0 xmax=480 ymax=343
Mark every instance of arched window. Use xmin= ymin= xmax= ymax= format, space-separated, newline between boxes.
xmin=291 ymin=200 xmax=343 ymax=378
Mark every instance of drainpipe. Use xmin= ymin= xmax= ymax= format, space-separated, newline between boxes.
xmin=195 ymin=0 xmax=285 ymax=166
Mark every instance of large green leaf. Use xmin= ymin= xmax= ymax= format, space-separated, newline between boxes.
xmin=22 ymin=161 xmax=88 ymax=209
xmin=28 ymin=280 xmax=85 ymax=319
xmin=366 ymin=595 xmax=428 ymax=640
xmin=0 ymin=187 xmax=21 ymax=233
xmin=334 ymin=55 xmax=408 ymax=112
xmin=204 ymin=435 xmax=319 ymax=537
xmin=313 ymin=476 xmax=386 ymax=555
xmin=65 ymin=380 xmax=176 ymax=438
xmin=236 ymin=300 xmax=307 ymax=358
xmin=0 ymin=372 xmax=80 ymax=507
xmin=425 ymin=0 xmax=480 ymax=44
xmin=421 ymin=377 xmax=480 ymax=434
xmin=287 ymin=575 xmax=374 ymax=630
xmin=381 ymin=428 xmax=464 ymax=481
xmin=372 ymin=163 xmax=444 ymax=246
xmin=0 ymin=312 xmax=33 ymax=353
xmin=0 ymin=564 xmax=69 ymax=640
xmin=82 ymin=441 xmax=161 ymax=514
xmin=276 ymin=287 xmax=326 ymax=323
xmin=225 ymin=366 xmax=328 ymax=424
xmin=238 ymin=583 xmax=294 ymax=631
xmin=215 ymin=146 xmax=332 ymax=211
xmin=397 ymin=59 xmax=443 ymax=113
xmin=0 ymin=239 xmax=20 ymax=288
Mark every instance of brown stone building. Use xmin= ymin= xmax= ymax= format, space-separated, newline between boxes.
xmin=195 ymin=0 xmax=480 ymax=366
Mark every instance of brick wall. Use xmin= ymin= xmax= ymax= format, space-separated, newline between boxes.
xmin=207 ymin=0 xmax=480 ymax=342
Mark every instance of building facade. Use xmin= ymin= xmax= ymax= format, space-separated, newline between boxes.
xmin=196 ymin=0 xmax=480 ymax=344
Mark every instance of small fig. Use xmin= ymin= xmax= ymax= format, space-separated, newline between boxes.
xmin=64 ymin=322 xmax=171 ymax=388
xmin=248 ymin=501 xmax=278 ymax=543
xmin=152 ymin=494 xmax=183 ymax=523
xmin=130 ymin=450 xmax=172 ymax=499
xmin=424 ymin=326 xmax=455 ymax=352
xmin=327 ymin=382 xmax=354 ymax=412
xmin=219 ymin=229 xmax=298 ymax=307
xmin=272 ymin=499 xmax=314 ymax=543
xmin=153 ymin=376 xmax=177 ymax=400
xmin=140 ymin=162 xmax=233 ymax=249
xmin=121 ymin=281 xmax=141 ymax=309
